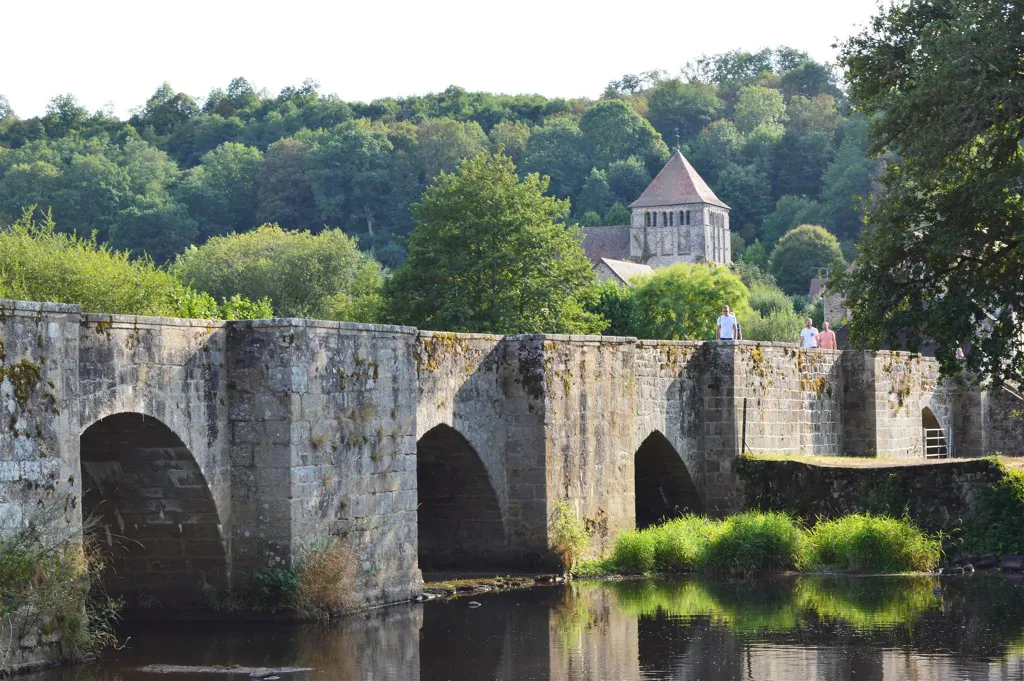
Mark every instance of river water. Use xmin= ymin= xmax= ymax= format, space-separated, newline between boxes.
xmin=23 ymin=575 xmax=1024 ymax=681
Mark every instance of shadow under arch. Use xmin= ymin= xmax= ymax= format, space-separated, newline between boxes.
xmin=417 ymin=424 xmax=506 ymax=571
xmin=635 ymin=431 xmax=703 ymax=528
xmin=80 ymin=412 xmax=227 ymax=608
xmin=921 ymin=405 xmax=949 ymax=457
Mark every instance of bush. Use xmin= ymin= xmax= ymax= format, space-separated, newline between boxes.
xmin=650 ymin=516 xmax=718 ymax=572
xmin=699 ymin=512 xmax=804 ymax=574
xmin=803 ymin=514 xmax=941 ymax=572
xmin=747 ymin=282 xmax=794 ymax=317
xmin=962 ymin=466 xmax=1024 ymax=555
xmin=173 ymin=224 xmax=384 ymax=322
xmin=768 ymin=224 xmax=844 ymax=296
xmin=550 ymin=501 xmax=591 ymax=575
xmin=740 ymin=308 xmax=804 ymax=342
xmin=0 ymin=209 xmax=268 ymax=320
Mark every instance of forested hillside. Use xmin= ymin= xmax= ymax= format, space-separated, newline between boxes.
xmin=0 ymin=47 xmax=873 ymax=269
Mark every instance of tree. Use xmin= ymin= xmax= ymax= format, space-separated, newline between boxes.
xmin=520 ymin=117 xmax=588 ymax=198
xmin=255 ymin=137 xmax=317 ymax=229
xmin=630 ymin=263 xmax=749 ymax=340
xmin=714 ymin=163 xmax=773 ymax=241
xmin=605 ymin=157 xmax=651 ymax=207
xmin=176 ymin=142 xmax=263 ymax=240
xmin=579 ymin=99 xmax=669 ymax=173
xmin=604 ymin=202 xmax=631 ymax=225
xmin=576 ymin=169 xmax=614 ymax=217
xmin=0 ymin=94 xmax=13 ymax=122
xmin=645 ymin=79 xmax=723 ymax=144
xmin=487 ymin=120 xmax=531 ymax=163
xmin=769 ymin=224 xmax=844 ymax=296
xmin=835 ymin=0 xmax=1024 ymax=383
xmin=107 ymin=200 xmax=199 ymax=263
xmin=386 ymin=152 xmax=603 ymax=334
xmin=412 ymin=117 xmax=487 ymax=183
xmin=820 ymin=115 xmax=876 ymax=241
xmin=733 ymin=86 xmax=787 ymax=135
xmin=172 ymin=224 xmax=384 ymax=321
xmin=761 ymin=195 xmax=826 ymax=247
xmin=690 ymin=119 xmax=743 ymax=178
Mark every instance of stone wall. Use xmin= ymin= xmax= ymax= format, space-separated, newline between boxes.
xmin=0 ymin=301 xmax=82 ymax=675
xmin=734 ymin=456 xmax=1004 ymax=535
xmin=227 ymin=319 xmax=422 ymax=606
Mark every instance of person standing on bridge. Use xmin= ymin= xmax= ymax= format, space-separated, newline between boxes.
xmin=716 ymin=306 xmax=739 ymax=342
xmin=800 ymin=318 xmax=819 ymax=349
xmin=816 ymin=321 xmax=837 ymax=349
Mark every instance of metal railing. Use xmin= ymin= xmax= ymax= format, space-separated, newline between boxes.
xmin=923 ymin=427 xmax=951 ymax=458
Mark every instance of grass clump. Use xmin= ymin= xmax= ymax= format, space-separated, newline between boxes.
xmin=803 ymin=514 xmax=941 ymax=572
xmin=294 ymin=538 xmax=355 ymax=622
xmin=1 ymin=512 xmax=120 ymax=663
xmin=699 ymin=512 xmax=804 ymax=574
xmin=582 ymin=512 xmax=936 ymax=576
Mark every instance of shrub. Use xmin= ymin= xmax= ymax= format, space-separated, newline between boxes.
xmin=962 ymin=465 xmax=1024 ymax=555
xmin=549 ymin=501 xmax=591 ymax=575
xmin=650 ymin=516 xmax=718 ymax=572
xmin=803 ymin=514 xmax=941 ymax=572
xmin=1 ymin=511 xmax=120 ymax=662
xmin=739 ymin=308 xmax=804 ymax=342
xmin=0 ymin=208 xmax=268 ymax=320
xmin=294 ymin=538 xmax=355 ymax=622
xmin=747 ymin=282 xmax=794 ymax=317
xmin=699 ymin=511 xmax=804 ymax=574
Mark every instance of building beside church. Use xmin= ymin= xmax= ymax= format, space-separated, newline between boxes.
xmin=582 ymin=150 xmax=731 ymax=283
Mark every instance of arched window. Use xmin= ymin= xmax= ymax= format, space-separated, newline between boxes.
xmin=662 ymin=211 xmax=667 ymax=226
xmin=685 ymin=210 xmax=691 ymax=225
xmin=679 ymin=210 xmax=684 ymax=225
xmin=645 ymin=211 xmax=650 ymax=227
xmin=653 ymin=212 xmax=658 ymax=227
xmin=669 ymin=211 xmax=674 ymax=226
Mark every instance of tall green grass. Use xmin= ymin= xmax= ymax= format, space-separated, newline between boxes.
xmin=803 ymin=514 xmax=941 ymax=572
xmin=580 ymin=512 xmax=939 ymax=576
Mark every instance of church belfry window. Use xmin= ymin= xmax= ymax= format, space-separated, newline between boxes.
xmin=669 ymin=211 xmax=674 ymax=226
xmin=685 ymin=210 xmax=691 ymax=225
xmin=645 ymin=212 xmax=650 ymax=227
xmin=653 ymin=212 xmax=658 ymax=227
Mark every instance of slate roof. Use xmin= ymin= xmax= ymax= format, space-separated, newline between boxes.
xmin=581 ymin=225 xmax=630 ymax=264
xmin=629 ymin=150 xmax=729 ymax=210
xmin=600 ymin=258 xmax=653 ymax=286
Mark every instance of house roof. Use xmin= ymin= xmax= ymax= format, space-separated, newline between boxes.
xmin=581 ymin=225 xmax=630 ymax=264
xmin=600 ymin=258 xmax=653 ymax=286
xmin=629 ymin=150 xmax=729 ymax=210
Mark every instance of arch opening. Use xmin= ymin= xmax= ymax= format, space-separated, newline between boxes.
xmin=416 ymin=424 xmax=505 ymax=571
xmin=635 ymin=432 xmax=703 ymax=529
xmin=922 ymin=407 xmax=949 ymax=458
xmin=80 ymin=413 xmax=227 ymax=608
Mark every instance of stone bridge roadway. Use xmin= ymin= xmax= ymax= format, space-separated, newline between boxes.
xmin=1 ymin=299 xmax=1013 ymax=610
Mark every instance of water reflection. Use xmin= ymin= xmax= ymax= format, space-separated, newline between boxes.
xmin=21 ymin=576 xmax=1024 ymax=681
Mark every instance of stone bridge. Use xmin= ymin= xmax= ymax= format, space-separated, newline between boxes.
xmin=1 ymin=299 xmax=1019 ymax=612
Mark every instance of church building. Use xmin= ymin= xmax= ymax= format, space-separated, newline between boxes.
xmin=582 ymin=150 xmax=731 ymax=283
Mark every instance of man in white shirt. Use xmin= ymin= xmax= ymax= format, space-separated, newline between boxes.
xmin=800 ymin=318 xmax=819 ymax=349
xmin=716 ymin=306 xmax=739 ymax=341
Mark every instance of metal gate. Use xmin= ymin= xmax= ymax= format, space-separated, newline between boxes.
xmin=923 ymin=427 xmax=952 ymax=458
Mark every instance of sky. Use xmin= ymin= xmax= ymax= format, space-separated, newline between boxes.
xmin=2 ymin=0 xmax=882 ymax=120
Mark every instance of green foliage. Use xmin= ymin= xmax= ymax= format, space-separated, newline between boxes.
xmin=761 ymin=195 xmax=826 ymax=248
xmin=549 ymin=501 xmax=591 ymax=575
xmin=962 ymin=467 xmax=1024 ymax=555
xmin=590 ymin=280 xmax=638 ymax=336
xmin=747 ymin=282 xmax=793 ymax=316
xmin=249 ymin=566 xmax=301 ymax=613
xmin=700 ymin=512 xmax=804 ymax=574
xmin=803 ymin=514 xmax=941 ymax=572
xmin=630 ymin=263 xmax=749 ymax=340
xmin=386 ymin=152 xmax=603 ymax=334
xmin=740 ymin=239 xmax=769 ymax=268
xmin=768 ymin=224 xmax=844 ymax=296
xmin=604 ymin=202 xmax=631 ymax=225
xmin=0 ymin=208 xmax=242 ymax=318
xmin=1 ymin=509 xmax=120 ymax=661
xmin=836 ymin=0 xmax=1024 ymax=385
xmin=173 ymin=224 xmax=384 ymax=322
xmin=740 ymin=308 xmax=805 ymax=342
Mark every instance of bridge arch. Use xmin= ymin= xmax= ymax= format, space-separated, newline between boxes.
xmin=634 ymin=431 xmax=703 ymax=528
xmin=416 ymin=424 xmax=506 ymax=571
xmin=79 ymin=412 xmax=228 ymax=607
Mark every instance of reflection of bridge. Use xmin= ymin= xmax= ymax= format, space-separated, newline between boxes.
xmin=2 ymin=299 xmax=1021 ymax=615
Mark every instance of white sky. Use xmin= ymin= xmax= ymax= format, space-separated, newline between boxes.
xmin=2 ymin=0 xmax=880 ymax=119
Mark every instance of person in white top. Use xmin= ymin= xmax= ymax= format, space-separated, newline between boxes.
xmin=800 ymin=318 xmax=819 ymax=349
xmin=716 ymin=305 xmax=739 ymax=341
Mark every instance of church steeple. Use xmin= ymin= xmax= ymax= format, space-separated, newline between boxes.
xmin=627 ymin=151 xmax=731 ymax=267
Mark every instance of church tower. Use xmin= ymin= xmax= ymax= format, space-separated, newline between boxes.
xmin=628 ymin=151 xmax=731 ymax=267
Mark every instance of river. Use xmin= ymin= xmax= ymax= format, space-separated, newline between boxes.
xmin=21 ymin=575 xmax=1024 ymax=680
